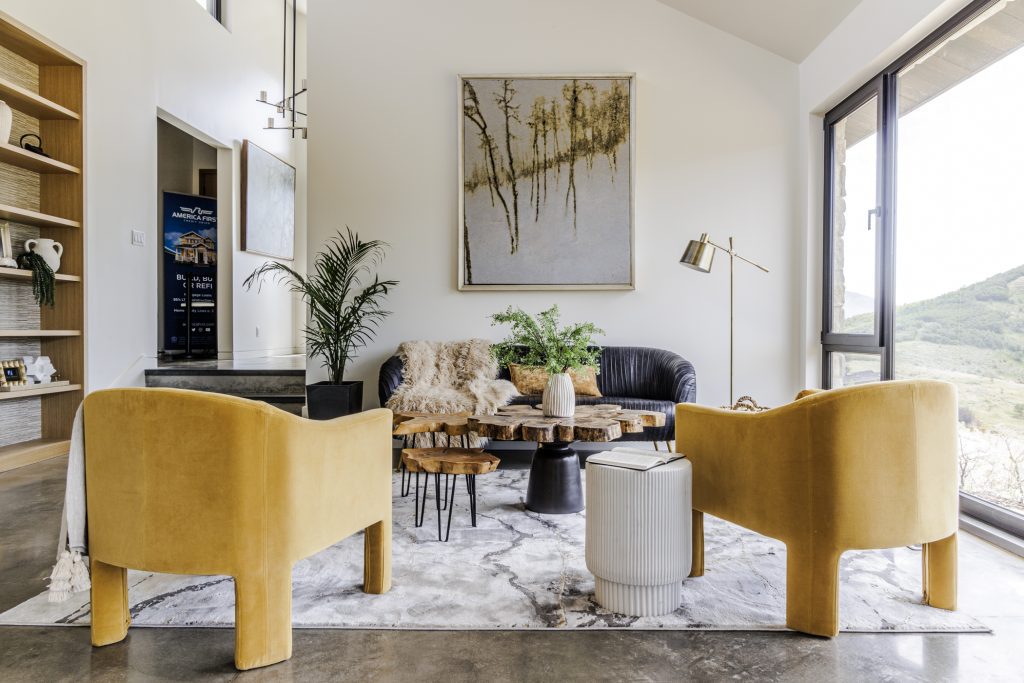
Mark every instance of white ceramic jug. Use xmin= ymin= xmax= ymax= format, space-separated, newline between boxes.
xmin=24 ymin=238 xmax=63 ymax=273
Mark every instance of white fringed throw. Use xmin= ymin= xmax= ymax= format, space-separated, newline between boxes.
xmin=48 ymin=403 xmax=89 ymax=602
xmin=385 ymin=339 xmax=518 ymax=446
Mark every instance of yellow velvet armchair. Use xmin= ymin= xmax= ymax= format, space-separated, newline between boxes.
xmin=84 ymin=388 xmax=393 ymax=670
xmin=676 ymin=380 xmax=959 ymax=637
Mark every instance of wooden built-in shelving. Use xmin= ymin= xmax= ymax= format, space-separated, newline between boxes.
xmin=0 ymin=11 xmax=84 ymax=473
xmin=0 ymin=383 xmax=81 ymax=401
xmin=0 ymin=330 xmax=81 ymax=338
xmin=0 ymin=203 xmax=80 ymax=229
xmin=0 ymin=74 xmax=78 ymax=120
xmin=0 ymin=438 xmax=71 ymax=474
xmin=0 ymin=266 xmax=80 ymax=282
xmin=0 ymin=142 xmax=79 ymax=174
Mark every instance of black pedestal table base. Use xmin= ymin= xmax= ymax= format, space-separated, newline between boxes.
xmin=525 ymin=441 xmax=583 ymax=514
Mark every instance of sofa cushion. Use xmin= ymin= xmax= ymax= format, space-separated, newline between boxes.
xmin=508 ymin=364 xmax=602 ymax=397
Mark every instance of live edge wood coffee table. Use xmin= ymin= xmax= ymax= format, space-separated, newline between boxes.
xmin=394 ymin=404 xmax=666 ymax=515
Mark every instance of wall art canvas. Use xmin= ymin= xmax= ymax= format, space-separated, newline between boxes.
xmin=241 ymin=140 xmax=295 ymax=260
xmin=458 ymin=74 xmax=635 ymax=290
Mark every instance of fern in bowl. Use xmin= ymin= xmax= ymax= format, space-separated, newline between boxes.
xmin=490 ymin=305 xmax=604 ymax=417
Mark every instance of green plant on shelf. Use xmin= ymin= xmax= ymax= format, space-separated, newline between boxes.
xmin=17 ymin=251 xmax=55 ymax=307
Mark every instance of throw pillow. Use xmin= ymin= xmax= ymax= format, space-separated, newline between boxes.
xmin=508 ymin=364 xmax=602 ymax=397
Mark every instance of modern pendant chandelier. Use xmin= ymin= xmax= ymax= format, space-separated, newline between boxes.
xmin=257 ymin=0 xmax=306 ymax=139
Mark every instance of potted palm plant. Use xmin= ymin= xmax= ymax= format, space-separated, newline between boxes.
xmin=490 ymin=305 xmax=603 ymax=418
xmin=244 ymin=228 xmax=397 ymax=419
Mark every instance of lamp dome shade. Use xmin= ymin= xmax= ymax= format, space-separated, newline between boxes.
xmin=680 ymin=233 xmax=714 ymax=273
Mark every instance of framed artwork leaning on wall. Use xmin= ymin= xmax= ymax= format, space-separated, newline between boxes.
xmin=458 ymin=74 xmax=636 ymax=291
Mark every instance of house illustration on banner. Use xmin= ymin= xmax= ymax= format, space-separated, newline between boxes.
xmin=173 ymin=231 xmax=217 ymax=266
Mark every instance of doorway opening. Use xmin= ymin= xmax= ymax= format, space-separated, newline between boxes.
xmin=157 ymin=118 xmax=221 ymax=359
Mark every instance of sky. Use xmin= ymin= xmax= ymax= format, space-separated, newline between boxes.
xmin=841 ymin=30 xmax=1024 ymax=308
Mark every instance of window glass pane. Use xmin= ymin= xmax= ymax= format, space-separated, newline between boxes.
xmin=829 ymin=352 xmax=881 ymax=388
xmin=895 ymin=0 xmax=1024 ymax=514
xmin=829 ymin=96 xmax=879 ymax=334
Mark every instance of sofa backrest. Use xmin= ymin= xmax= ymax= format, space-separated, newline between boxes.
xmin=382 ymin=345 xmax=696 ymax=405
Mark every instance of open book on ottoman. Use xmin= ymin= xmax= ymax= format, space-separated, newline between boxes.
xmin=587 ymin=447 xmax=685 ymax=471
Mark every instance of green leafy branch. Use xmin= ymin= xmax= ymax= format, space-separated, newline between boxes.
xmin=490 ymin=305 xmax=603 ymax=375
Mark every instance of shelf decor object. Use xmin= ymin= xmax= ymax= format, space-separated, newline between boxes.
xmin=0 ymin=221 xmax=15 ymax=266
xmin=257 ymin=0 xmax=306 ymax=139
xmin=679 ymin=233 xmax=769 ymax=405
xmin=0 ymin=98 xmax=11 ymax=143
xmin=0 ymin=10 xmax=85 ymax=473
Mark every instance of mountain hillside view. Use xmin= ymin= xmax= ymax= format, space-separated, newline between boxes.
xmin=842 ymin=265 xmax=1024 ymax=514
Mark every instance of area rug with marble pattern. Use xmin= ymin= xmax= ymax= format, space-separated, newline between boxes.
xmin=0 ymin=470 xmax=986 ymax=632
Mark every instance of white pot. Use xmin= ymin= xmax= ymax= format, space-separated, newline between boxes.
xmin=24 ymin=238 xmax=63 ymax=273
xmin=0 ymin=101 xmax=11 ymax=145
xmin=542 ymin=372 xmax=575 ymax=418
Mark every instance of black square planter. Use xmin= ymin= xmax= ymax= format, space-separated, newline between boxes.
xmin=306 ymin=380 xmax=363 ymax=420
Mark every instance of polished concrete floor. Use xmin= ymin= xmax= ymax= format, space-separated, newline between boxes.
xmin=2 ymin=457 xmax=1023 ymax=682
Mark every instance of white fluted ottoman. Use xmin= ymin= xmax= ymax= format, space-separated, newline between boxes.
xmin=585 ymin=458 xmax=692 ymax=616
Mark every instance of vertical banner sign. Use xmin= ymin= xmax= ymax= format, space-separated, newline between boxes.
xmin=163 ymin=191 xmax=217 ymax=354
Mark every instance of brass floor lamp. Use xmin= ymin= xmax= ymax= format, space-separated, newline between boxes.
xmin=679 ymin=233 xmax=769 ymax=405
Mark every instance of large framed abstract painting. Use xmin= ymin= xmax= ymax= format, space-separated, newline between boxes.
xmin=458 ymin=74 xmax=636 ymax=290
xmin=241 ymin=140 xmax=295 ymax=260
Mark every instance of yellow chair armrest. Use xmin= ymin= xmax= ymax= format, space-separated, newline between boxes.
xmin=266 ymin=408 xmax=394 ymax=562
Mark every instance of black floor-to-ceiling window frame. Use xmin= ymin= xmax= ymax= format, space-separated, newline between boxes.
xmin=822 ymin=0 xmax=1024 ymax=545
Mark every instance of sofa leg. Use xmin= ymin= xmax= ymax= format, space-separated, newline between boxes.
xmin=234 ymin=566 xmax=293 ymax=670
xmin=364 ymin=518 xmax=392 ymax=594
xmin=785 ymin=543 xmax=841 ymax=637
xmin=689 ymin=510 xmax=704 ymax=577
xmin=90 ymin=559 xmax=130 ymax=647
xmin=923 ymin=532 xmax=957 ymax=611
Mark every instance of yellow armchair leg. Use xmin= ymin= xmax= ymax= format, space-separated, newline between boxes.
xmin=923 ymin=532 xmax=957 ymax=611
xmin=785 ymin=544 xmax=842 ymax=637
xmin=689 ymin=510 xmax=704 ymax=577
xmin=233 ymin=566 xmax=293 ymax=671
xmin=90 ymin=560 xmax=130 ymax=647
xmin=363 ymin=518 xmax=392 ymax=594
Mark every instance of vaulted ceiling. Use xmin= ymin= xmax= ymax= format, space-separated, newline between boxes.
xmin=657 ymin=0 xmax=863 ymax=62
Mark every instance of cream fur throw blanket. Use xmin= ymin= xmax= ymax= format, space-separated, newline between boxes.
xmin=386 ymin=339 xmax=518 ymax=446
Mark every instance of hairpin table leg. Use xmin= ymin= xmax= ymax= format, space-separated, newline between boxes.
xmin=434 ymin=473 xmax=442 ymax=541
xmin=416 ymin=471 xmax=429 ymax=528
xmin=413 ymin=471 xmax=421 ymax=526
xmin=469 ymin=475 xmax=477 ymax=527
xmin=445 ymin=474 xmax=458 ymax=542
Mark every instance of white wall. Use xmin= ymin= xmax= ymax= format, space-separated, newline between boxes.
xmin=0 ymin=0 xmax=306 ymax=388
xmin=308 ymin=0 xmax=801 ymax=408
xmin=796 ymin=0 xmax=971 ymax=386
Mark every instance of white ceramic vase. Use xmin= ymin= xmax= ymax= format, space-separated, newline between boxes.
xmin=542 ymin=372 xmax=575 ymax=418
xmin=0 ymin=100 xmax=11 ymax=145
xmin=24 ymin=238 xmax=63 ymax=273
